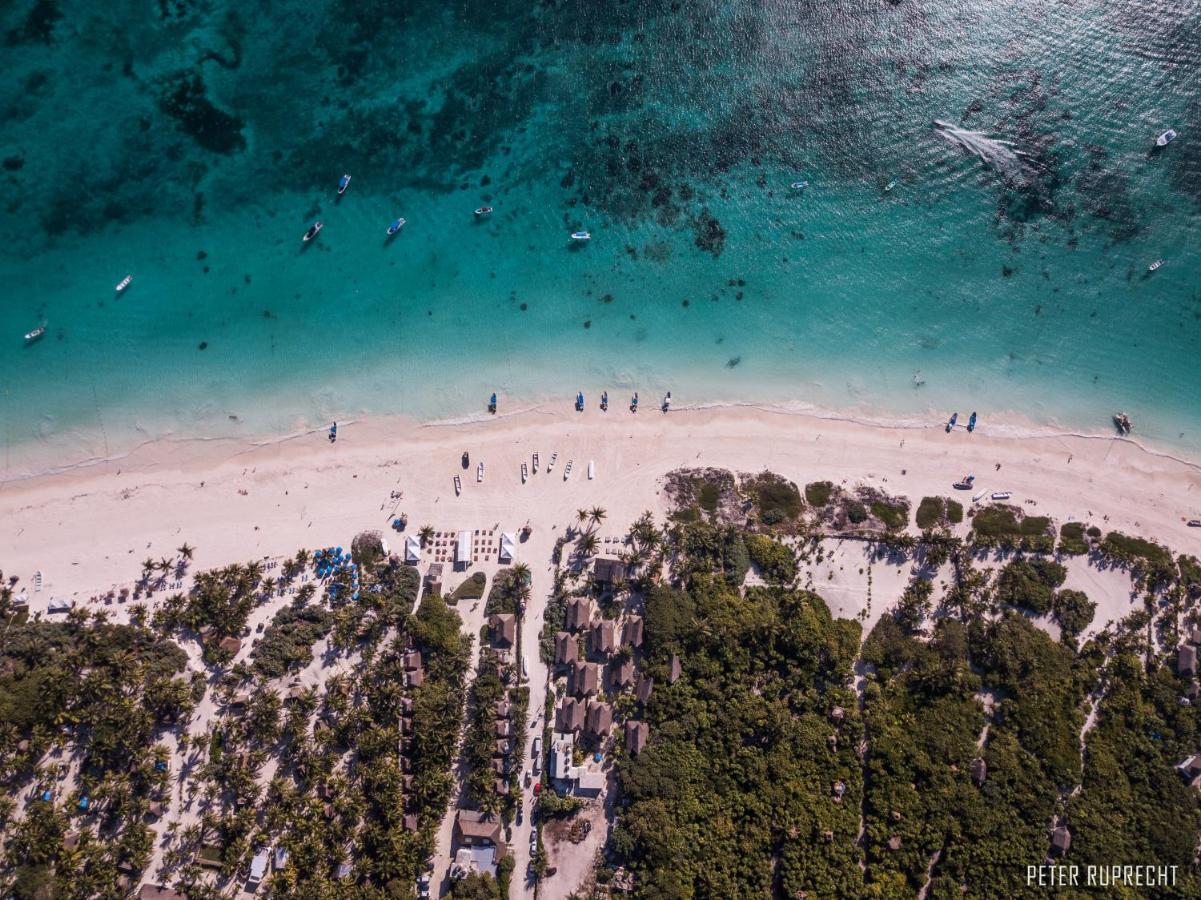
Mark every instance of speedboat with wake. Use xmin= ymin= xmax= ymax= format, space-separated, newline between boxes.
xmin=475 ymin=206 xmax=493 ymax=217
xmin=337 ymin=174 xmax=352 ymax=195
xmin=302 ymin=222 xmax=324 ymax=242
xmin=571 ymin=231 xmax=591 ymax=241
xmin=1157 ymin=129 xmax=1177 ymax=147
xmin=386 ymin=218 xmax=406 ymax=235
xmin=24 ymin=324 xmax=45 ymax=344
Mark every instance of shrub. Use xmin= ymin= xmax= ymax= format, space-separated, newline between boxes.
xmin=451 ymin=571 xmax=487 ymax=602
xmin=252 ymin=604 xmax=333 ymax=678
xmin=871 ymin=500 xmax=909 ymax=531
xmin=1058 ymin=522 xmax=1089 ymax=555
xmin=805 ymin=481 xmax=833 ymax=507
xmin=753 ymin=474 xmax=802 ymax=524
xmin=1100 ymin=532 xmax=1172 ymax=569
xmin=745 ymin=534 xmax=797 ymax=584
xmin=995 ymin=559 xmax=1067 ymax=616
xmin=915 ymin=497 xmax=944 ymax=530
xmin=1180 ymin=556 xmax=1201 ymax=594
xmin=971 ymin=507 xmax=1053 ymax=552
xmin=945 ymin=500 xmax=964 ymax=524
xmin=697 ymin=482 xmax=721 ymax=514
xmin=1051 ymin=590 xmax=1095 ymax=643
xmin=847 ymin=501 xmax=868 ymax=524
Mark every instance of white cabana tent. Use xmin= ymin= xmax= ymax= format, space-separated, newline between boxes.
xmin=499 ymin=532 xmax=516 ymax=563
xmin=456 ymin=531 xmax=471 ymax=566
xmin=404 ymin=535 xmax=421 ymax=564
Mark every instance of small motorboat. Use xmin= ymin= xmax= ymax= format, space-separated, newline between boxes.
xmin=532 ymin=452 xmax=539 ymax=473
xmin=790 ymin=180 xmax=809 ymax=190
xmin=570 ymin=231 xmax=591 ymax=241
xmin=1113 ymin=412 xmax=1132 ymax=434
xmin=547 ymin=452 xmax=558 ymax=474
xmin=967 ymin=411 xmax=977 ymax=433
xmin=488 ymin=392 xmax=497 ymax=414
xmin=972 ymin=489 xmax=987 ymax=503
xmin=462 ymin=451 xmax=470 ymax=468
xmin=587 ymin=460 xmax=595 ymax=480
xmin=115 ymin=275 xmax=133 ymax=292
xmin=521 ymin=462 xmax=529 ymax=484
xmin=474 ymin=206 xmax=493 ymax=217
xmin=454 ymin=475 xmax=462 ymax=496
xmin=386 ymin=218 xmax=406 ymax=235
xmin=953 ymin=474 xmax=976 ymax=490
xmin=600 ymin=391 xmax=608 ymax=411
xmin=1148 ymin=259 xmax=1164 ymax=272
xmin=884 ymin=180 xmax=896 ymax=192
xmin=328 ymin=422 xmax=337 ymax=443
xmin=945 ymin=412 xmax=958 ymax=433
xmin=563 ymin=459 xmax=573 ymax=481
xmin=1188 ymin=519 xmax=1201 ymax=528
xmin=1157 ymin=129 xmax=1177 ymax=147
xmin=24 ymin=324 xmax=46 ymax=344
xmin=302 ymin=222 xmax=323 ymax=242
xmin=575 ymin=391 xmax=585 ymax=411
xmin=661 ymin=391 xmax=672 ymax=412
xmin=337 ymin=173 xmax=351 ymax=195
xmin=990 ymin=491 xmax=1012 ymax=501
xmin=630 ymin=391 xmax=639 ymax=412
xmin=477 ymin=461 xmax=485 ymax=483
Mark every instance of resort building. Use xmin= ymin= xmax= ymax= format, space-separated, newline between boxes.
xmin=455 ymin=531 xmax=471 ymax=569
xmin=554 ymin=631 xmax=577 ymax=666
xmin=625 ymin=720 xmax=649 ymax=755
xmin=565 ymin=596 xmax=593 ymax=631
xmin=590 ymin=619 xmax=616 ymax=656
xmin=593 ymin=557 xmax=627 ymax=587
xmin=404 ymin=535 xmax=421 ymax=564
xmin=499 ymin=532 xmax=516 ymax=564
xmin=622 ymin=615 xmax=644 ymax=648
xmin=489 ymin=613 xmax=516 ymax=648
xmin=569 ymin=660 xmax=599 ymax=697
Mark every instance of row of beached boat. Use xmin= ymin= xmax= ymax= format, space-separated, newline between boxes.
xmin=454 ymin=448 xmax=597 ymax=496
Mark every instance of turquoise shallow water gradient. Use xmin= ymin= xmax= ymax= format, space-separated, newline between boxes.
xmin=0 ymin=0 xmax=1199 ymax=472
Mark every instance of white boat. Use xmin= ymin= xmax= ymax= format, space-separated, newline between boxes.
xmin=34 ymin=570 xmax=43 ymax=592
xmin=1148 ymin=259 xmax=1164 ymax=272
xmin=475 ymin=206 xmax=493 ymax=217
xmin=302 ymin=222 xmax=323 ymax=242
xmin=24 ymin=325 xmax=45 ymax=344
xmin=1188 ymin=520 xmax=1201 ymax=528
xmin=1157 ymin=129 xmax=1177 ymax=147
xmin=972 ymin=489 xmax=987 ymax=503
xmin=532 ymin=452 xmax=539 ymax=473
xmin=884 ymin=180 xmax=896 ymax=192
xmin=587 ymin=460 xmax=595 ymax=480
xmin=337 ymin=173 xmax=351 ymax=195
xmin=790 ymin=180 xmax=809 ymax=190
xmin=454 ymin=475 xmax=462 ymax=496
xmin=661 ymin=391 xmax=672 ymax=412
xmin=521 ymin=462 xmax=528 ymax=484
xmin=570 ymin=231 xmax=591 ymax=241
xmin=547 ymin=452 xmax=557 ymax=474
xmin=115 ymin=275 xmax=133 ymax=292
xmin=386 ymin=218 xmax=406 ymax=235
xmin=990 ymin=491 xmax=1012 ymax=501
xmin=477 ymin=461 xmax=485 ymax=483
xmin=563 ymin=460 xmax=573 ymax=481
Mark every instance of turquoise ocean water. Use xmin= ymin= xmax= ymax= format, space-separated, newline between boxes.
xmin=1 ymin=0 xmax=1199 ymax=473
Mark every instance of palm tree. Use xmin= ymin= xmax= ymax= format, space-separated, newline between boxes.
xmin=588 ymin=506 xmax=607 ymax=529
xmin=577 ymin=532 xmax=599 ymax=557
xmin=419 ymin=525 xmax=435 ymax=547
xmin=141 ymin=558 xmax=156 ymax=581
xmin=576 ymin=508 xmax=589 ymax=527
xmin=511 ymin=562 xmax=532 ymax=585
xmin=177 ymin=542 xmax=195 ymax=562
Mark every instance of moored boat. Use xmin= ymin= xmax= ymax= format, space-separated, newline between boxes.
xmin=24 ymin=324 xmax=46 ymax=344
xmin=1113 ymin=412 xmax=1132 ymax=434
xmin=1148 ymin=259 xmax=1164 ymax=272
xmin=600 ymin=391 xmax=608 ymax=411
xmin=563 ymin=459 xmax=573 ymax=481
xmin=790 ymin=180 xmax=809 ymax=190
xmin=945 ymin=412 xmax=958 ymax=433
xmin=302 ymin=222 xmax=324 ymax=242
xmin=521 ymin=462 xmax=528 ymax=484
xmin=532 ymin=452 xmax=539 ymax=473
xmin=571 ymin=231 xmax=591 ymax=241
xmin=630 ymin=392 xmax=639 ymax=412
xmin=337 ymin=173 xmax=351 ymax=195
xmin=489 ymin=392 xmax=497 ymax=414
xmin=1157 ymin=129 xmax=1177 ymax=147
xmin=115 ymin=275 xmax=133 ymax=292
xmin=967 ymin=411 xmax=977 ymax=433
xmin=587 ymin=460 xmax=595 ymax=480
xmin=475 ymin=206 xmax=493 ymax=217
xmin=575 ymin=391 xmax=584 ymax=411
xmin=386 ymin=218 xmax=406 ymax=235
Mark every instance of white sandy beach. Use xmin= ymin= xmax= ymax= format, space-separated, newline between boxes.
xmin=1 ymin=404 xmax=1198 ymax=612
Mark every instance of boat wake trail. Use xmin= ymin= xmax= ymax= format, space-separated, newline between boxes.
xmin=933 ymin=120 xmax=1035 ymax=186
